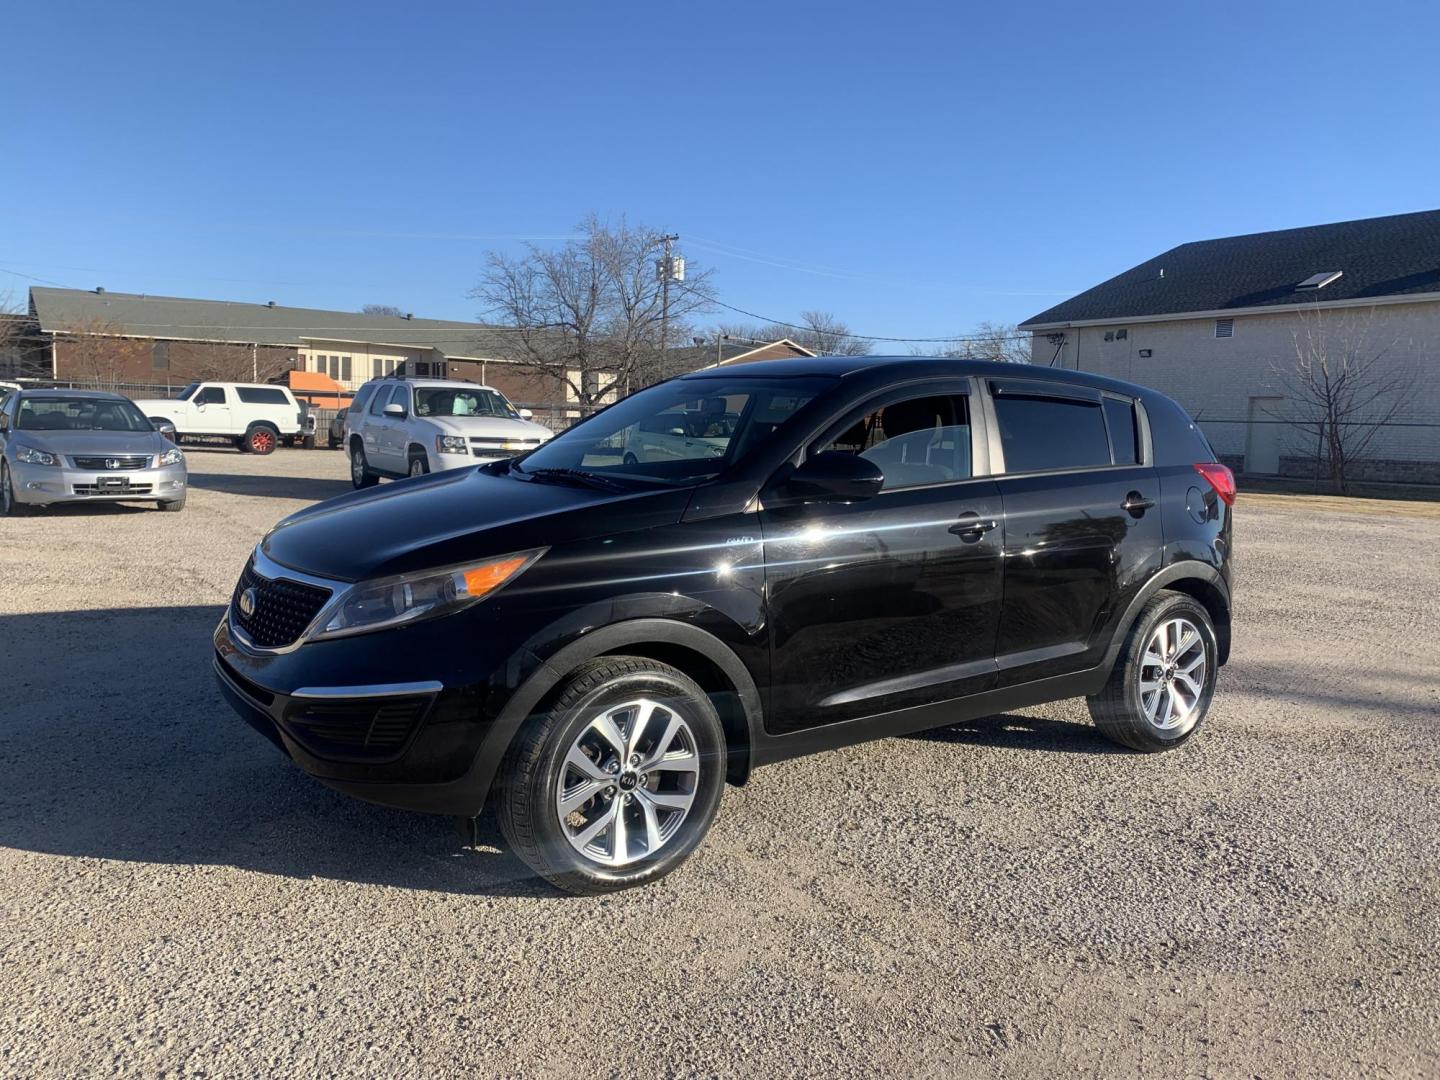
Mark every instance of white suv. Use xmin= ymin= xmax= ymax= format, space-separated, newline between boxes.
xmin=132 ymin=381 xmax=316 ymax=454
xmin=346 ymin=377 xmax=554 ymax=486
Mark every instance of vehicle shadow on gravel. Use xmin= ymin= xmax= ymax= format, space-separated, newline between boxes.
xmin=906 ymin=712 xmax=1128 ymax=754
xmin=0 ymin=605 xmax=555 ymax=898
xmin=186 ymin=471 xmax=354 ymax=502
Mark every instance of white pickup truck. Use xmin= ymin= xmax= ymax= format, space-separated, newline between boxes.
xmin=132 ymin=381 xmax=316 ymax=454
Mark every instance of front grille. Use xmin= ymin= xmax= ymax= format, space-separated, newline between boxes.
xmin=71 ymin=455 xmax=151 ymax=470
xmin=73 ymin=482 xmax=154 ymax=495
xmin=230 ymin=555 xmax=333 ymax=649
xmin=283 ymin=696 xmax=431 ymax=760
xmin=470 ymin=436 xmax=544 ymax=456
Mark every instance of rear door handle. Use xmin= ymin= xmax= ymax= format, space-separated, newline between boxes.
xmin=1122 ymin=492 xmax=1156 ymax=513
xmin=950 ymin=512 xmax=998 ymax=540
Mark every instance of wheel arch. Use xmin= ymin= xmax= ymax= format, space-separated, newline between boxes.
xmin=1104 ymin=562 xmax=1232 ymax=671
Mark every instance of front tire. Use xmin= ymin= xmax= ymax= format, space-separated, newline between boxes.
xmin=158 ymin=496 xmax=186 ymax=512
xmin=408 ymin=450 xmax=429 ymax=478
xmin=496 ymin=657 xmax=727 ymax=894
xmin=2 ymin=462 xmax=34 ymax=516
xmin=1088 ymin=590 xmax=1218 ymax=752
xmin=350 ymin=444 xmax=379 ymax=489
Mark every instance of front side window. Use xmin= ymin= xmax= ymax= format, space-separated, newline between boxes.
xmin=17 ymin=396 xmax=153 ymax=432
xmin=816 ymin=394 xmax=972 ymax=490
xmin=368 ymin=385 xmax=392 ymax=415
xmin=993 ymin=393 xmax=1111 ymax=472
xmin=414 ymin=387 xmax=519 ymax=419
xmin=197 ymin=386 xmax=227 ymax=405
xmin=518 ymin=376 xmax=832 ymax=486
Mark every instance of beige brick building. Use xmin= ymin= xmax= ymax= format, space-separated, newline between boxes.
xmin=1021 ymin=210 xmax=1440 ymax=484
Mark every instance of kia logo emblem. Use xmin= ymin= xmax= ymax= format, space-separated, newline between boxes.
xmin=238 ymin=588 xmax=257 ymax=618
xmin=105 ymin=458 xmax=120 ymax=470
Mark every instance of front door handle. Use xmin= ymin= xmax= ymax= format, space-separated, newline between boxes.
xmin=950 ymin=512 xmax=999 ymax=540
xmin=1122 ymin=492 xmax=1156 ymax=515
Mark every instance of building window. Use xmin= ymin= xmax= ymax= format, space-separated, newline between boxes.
xmin=1215 ymin=318 xmax=1234 ymax=339
xmin=373 ymin=358 xmax=384 ymax=378
xmin=152 ymin=341 xmax=170 ymax=371
xmin=341 ymin=355 xmax=352 ymax=381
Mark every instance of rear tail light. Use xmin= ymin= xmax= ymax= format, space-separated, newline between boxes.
xmin=1194 ymin=462 xmax=1236 ymax=506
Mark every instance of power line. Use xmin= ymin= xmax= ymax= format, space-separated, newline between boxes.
xmin=681 ymin=285 xmax=1032 ymax=344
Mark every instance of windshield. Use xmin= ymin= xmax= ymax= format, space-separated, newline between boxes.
xmin=415 ymin=386 xmax=519 ymax=419
xmin=518 ymin=376 xmax=832 ymax=485
xmin=177 ymin=383 xmax=198 ymax=401
xmin=17 ymin=396 xmax=155 ymax=432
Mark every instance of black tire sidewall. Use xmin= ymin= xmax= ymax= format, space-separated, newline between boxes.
xmin=1119 ymin=594 xmax=1218 ymax=749
xmin=511 ymin=664 xmax=727 ymax=892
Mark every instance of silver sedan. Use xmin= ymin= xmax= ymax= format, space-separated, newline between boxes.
xmin=0 ymin=389 xmax=188 ymax=515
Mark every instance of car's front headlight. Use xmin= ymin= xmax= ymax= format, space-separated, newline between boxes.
xmin=436 ymin=435 xmax=469 ymax=456
xmin=314 ymin=549 xmax=545 ymax=639
xmin=15 ymin=445 xmax=59 ymax=467
xmin=158 ymin=447 xmax=184 ymax=467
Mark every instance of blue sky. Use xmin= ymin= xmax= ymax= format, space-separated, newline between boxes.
xmin=3 ymin=0 xmax=1438 ymax=342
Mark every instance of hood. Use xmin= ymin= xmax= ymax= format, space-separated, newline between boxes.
xmin=10 ymin=429 xmax=171 ymax=458
xmin=426 ymin=415 xmax=554 ymax=440
xmin=262 ymin=467 xmax=692 ymax=582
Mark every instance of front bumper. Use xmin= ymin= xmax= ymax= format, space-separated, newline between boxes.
xmin=212 ymin=609 xmax=528 ymax=816
xmin=10 ymin=460 xmax=187 ymax=505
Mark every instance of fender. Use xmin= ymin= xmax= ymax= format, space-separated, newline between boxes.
xmin=320 ymin=616 xmax=764 ymax=818
xmin=1101 ymin=560 xmax=1231 ymax=673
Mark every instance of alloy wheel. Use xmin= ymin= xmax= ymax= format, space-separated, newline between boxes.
xmin=1 ymin=464 xmax=12 ymax=513
xmin=351 ymin=449 xmax=365 ymax=485
xmin=555 ymin=698 xmax=700 ymax=867
xmin=1138 ymin=617 xmax=1207 ymax=733
xmin=409 ymin=458 xmax=425 ymax=477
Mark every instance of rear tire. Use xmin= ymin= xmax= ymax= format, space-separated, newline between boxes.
xmin=1088 ymin=590 xmax=1218 ymax=752
xmin=302 ymin=434 xmax=316 ymax=450
xmin=244 ymin=425 xmax=278 ymax=455
xmin=496 ymin=657 xmax=726 ymax=895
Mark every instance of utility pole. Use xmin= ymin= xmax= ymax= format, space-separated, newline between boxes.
xmin=658 ymin=233 xmax=680 ymax=379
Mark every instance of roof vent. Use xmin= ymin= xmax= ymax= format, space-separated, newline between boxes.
xmin=1296 ymin=271 xmax=1343 ymax=290
xmin=404 ymin=313 xmax=413 ymax=320
xmin=266 ymin=300 xmax=276 ymax=308
xmin=1214 ymin=318 xmax=1234 ymax=339
xmin=94 ymin=286 xmax=105 ymax=294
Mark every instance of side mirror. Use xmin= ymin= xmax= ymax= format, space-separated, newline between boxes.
xmin=518 ymin=408 xmax=534 ymax=419
xmin=383 ymin=403 xmax=406 ymax=418
xmin=156 ymin=422 xmax=177 ymax=441
xmin=767 ymin=451 xmax=884 ymax=508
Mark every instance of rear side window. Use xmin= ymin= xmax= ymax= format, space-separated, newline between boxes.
xmin=993 ymin=394 xmax=1110 ymax=472
xmin=1103 ymin=398 xmax=1140 ymax=465
xmin=1146 ymin=394 xmax=1217 ymax=467
xmin=236 ymin=387 xmax=289 ymax=405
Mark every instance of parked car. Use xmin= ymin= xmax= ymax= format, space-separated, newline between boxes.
xmin=344 ymin=376 xmax=554 ymax=484
xmin=214 ymin=356 xmax=1234 ymax=894
xmin=131 ymin=381 xmax=316 ymax=455
xmin=327 ymin=408 xmax=347 ymax=450
xmin=1 ymin=388 xmax=186 ymax=514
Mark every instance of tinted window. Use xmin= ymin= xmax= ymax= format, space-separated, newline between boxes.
xmin=352 ymin=384 xmax=375 ymax=413
xmin=1103 ymin=398 xmax=1140 ymax=465
xmin=368 ymin=385 xmax=394 ymax=415
xmin=994 ymin=394 xmax=1110 ymax=472
xmin=197 ymin=386 xmax=227 ymax=405
xmin=819 ymin=394 xmax=971 ymax=490
xmin=236 ymin=387 xmax=289 ymax=405
xmin=386 ymin=385 xmax=410 ymax=414
xmin=521 ymin=376 xmax=830 ymax=486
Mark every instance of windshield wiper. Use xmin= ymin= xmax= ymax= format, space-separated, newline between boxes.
xmin=520 ymin=467 xmax=631 ymax=493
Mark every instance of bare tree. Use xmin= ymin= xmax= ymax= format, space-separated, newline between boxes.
xmin=715 ymin=310 xmax=872 ymax=356
xmin=1270 ymin=311 xmax=1415 ymax=494
xmin=51 ymin=318 xmax=148 ymax=390
xmin=918 ymin=321 xmax=1030 ymax=363
xmin=361 ymin=304 xmax=405 ymax=317
xmin=0 ymin=289 xmax=28 ymax=378
xmin=470 ymin=216 xmax=713 ymax=404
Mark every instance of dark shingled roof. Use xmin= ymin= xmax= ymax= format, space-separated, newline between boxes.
xmin=29 ymin=287 xmax=519 ymax=359
xmin=1021 ymin=209 xmax=1440 ymax=328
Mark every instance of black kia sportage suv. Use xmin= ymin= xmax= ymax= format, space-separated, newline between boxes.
xmin=214 ymin=357 xmax=1234 ymax=893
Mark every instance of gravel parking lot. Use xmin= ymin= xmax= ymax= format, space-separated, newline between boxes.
xmin=2 ymin=447 xmax=1437 ymax=1077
